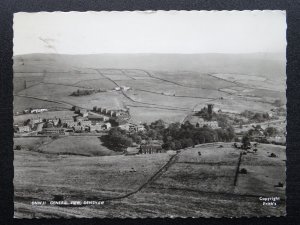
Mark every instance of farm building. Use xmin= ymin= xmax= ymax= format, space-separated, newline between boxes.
xmin=30 ymin=108 xmax=48 ymax=114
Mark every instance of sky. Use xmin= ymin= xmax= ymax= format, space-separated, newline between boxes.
xmin=13 ymin=10 xmax=286 ymax=55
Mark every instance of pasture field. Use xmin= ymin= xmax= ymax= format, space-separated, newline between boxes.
xmin=14 ymin=150 xmax=172 ymax=218
xmin=75 ymin=79 xmax=117 ymax=90
xmin=38 ymin=136 xmax=120 ymax=156
xmin=194 ymin=96 xmax=276 ymax=114
xmin=128 ymin=106 xmax=188 ymax=124
xmin=14 ymin=137 xmax=52 ymax=150
xmin=117 ymin=78 xmax=226 ymax=99
xmin=43 ymin=73 xmax=102 ymax=85
xmin=14 ymin=142 xmax=285 ymax=218
xmin=14 ymin=110 xmax=76 ymax=124
xmin=104 ymin=74 xmax=133 ymax=81
xmin=126 ymin=90 xmax=211 ymax=109
xmin=152 ymin=71 xmax=236 ymax=90
xmin=14 ymin=65 xmax=285 ymax=123
xmin=14 ymin=96 xmax=69 ymax=114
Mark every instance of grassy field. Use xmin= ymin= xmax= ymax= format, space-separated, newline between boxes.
xmin=14 ymin=137 xmax=51 ymax=150
xmin=14 ymin=64 xmax=285 ymax=123
xmin=14 ymin=142 xmax=285 ymax=218
xmin=14 ymin=96 xmax=69 ymax=113
xmin=128 ymin=106 xmax=188 ymax=124
xmin=14 ymin=110 xmax=76 ymax=124
xmin=14 ymin=136 xmax=118 ymax=157
xmin=38 ymin=136 xmax=120 ymax=156
xmin=14 ymin=150 xmax=172 ymax=218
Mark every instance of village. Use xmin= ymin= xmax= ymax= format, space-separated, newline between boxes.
xmin=13 ymin=101 xmax=286 ymax=156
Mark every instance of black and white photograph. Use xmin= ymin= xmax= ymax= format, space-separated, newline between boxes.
xmin=13 ymin=10 xmax=287 ymax=218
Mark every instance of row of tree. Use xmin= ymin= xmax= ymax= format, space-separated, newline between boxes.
xmin=70 ymin=89 xmax=105 ymax=97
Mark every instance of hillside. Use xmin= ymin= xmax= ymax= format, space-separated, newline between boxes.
xmin=13 ymin=53 xmax=286 ymax=79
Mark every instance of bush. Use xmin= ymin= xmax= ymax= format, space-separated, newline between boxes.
xmin=15 ymin=145 xmax=22 ymax=150
xmin=240 ymin=168 xmax=248 ymax=174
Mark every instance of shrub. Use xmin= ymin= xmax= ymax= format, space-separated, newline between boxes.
xmin=15 ymin=145 xmax=22 ymax=150
xmin=240 ymin=168 xmax=248 ymax=174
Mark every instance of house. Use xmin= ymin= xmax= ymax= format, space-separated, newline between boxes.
xmin=17 ymin=125 xmax=31 ymax=133
xmin=139 ymin=144 xmax=164 ymax=154
xmin=48 ymin=118 xmax=59 ymax=126
xmin=29 ymin=118 xmax=43 ymax=128
xmin=41 ymin=127 xmax=65 ymax=135
xmin=64 ymin=120 xmax=78 ymax=128
xmin=111 ymin=111 xmax=121 ymax=117
xmin=75 ymin=116 xmax=86 ymax=122
xmin=35 ymin=122 xmax=44 ymax=132
xmin=73 ymin=125 xmax=83 ymax=132
xmin=118 ymin=123 xmax=144 ymax=132
xmin=89 ymin=124 xmax=103 ymax=132
xmin=189 ymin=117 xmax=220 ymax=129
xmin=102 ymin=122 xmax=111 ymax=130
xmin=201 ymin=121 xmax=219 ymax=129
xmin=79 ymin=109 xmax=88 ymax=117
xmin=79 ymin=120 xmax=92 ymax=127
xmin=23 ymin=109 xmax=30 ymax=114
xmin=88 ymin=113 xmax=109 ymax=123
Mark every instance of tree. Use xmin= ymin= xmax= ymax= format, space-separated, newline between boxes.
xmin=264 ymin=127 xmax=278 ymax=137
xmin=241 ymin=135 xmax=251 ymax=149
xmin=57 ymin=118 xmax=62 ymax=127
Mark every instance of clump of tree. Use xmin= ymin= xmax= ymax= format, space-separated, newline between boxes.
xmin=102 ymin=119 xmax=237 ymax=152
xmin=264 ymin=127 xmax=278 ymax=137
xmin=100 ymin=127 xmax=133 ymax=151
xmin=70 ymin=88 xmax=105 ymax=97
xmin=241 ymin=110 xmax=270 ymax=123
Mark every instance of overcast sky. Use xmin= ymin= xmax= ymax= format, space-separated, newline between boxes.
xmin=13 ymin=10 xmax=286 ymax=55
